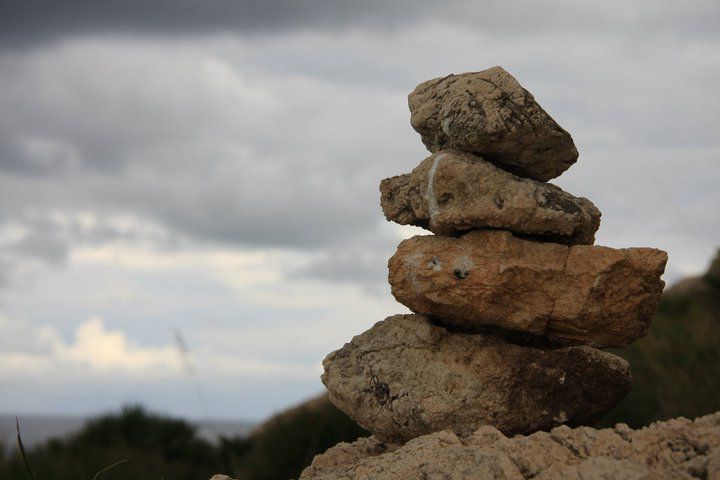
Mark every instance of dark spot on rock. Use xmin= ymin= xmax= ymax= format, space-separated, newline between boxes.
xmin=493 ymin=195 xmax=505 ymax=209
xmin=539 ymin=188 xmax=582 ymax=215
xmin=434 ymin=320 xmax=561 ymax=348
xmin=367 ymin=377 xmax=392 ymax=407
xmin=409 ymin=407 xmax=430 ymax=430
xmin=438 ymin=192 xmax=454 ymax=206
xmin=454 ymin=268 xmax=469 ymax=280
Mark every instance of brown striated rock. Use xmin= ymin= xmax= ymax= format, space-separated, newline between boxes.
xmin=322 ymin=314 xmax=632 ymax=443
xmin=388 ymin=230 xmax=667 ymax=347
xmin=299 ymin=412 xmax=720 ymax=480
xmin=380 ymin=150 xmax=600 ymax=244
xmin=408 ymin=67 xmax=577 ymax=181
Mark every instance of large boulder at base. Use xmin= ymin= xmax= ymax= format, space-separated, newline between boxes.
xmin=322 ymin=314 xmax=632 ymax=443
xmin=380 ymin=150 xmax=600 ymax=244
xmin=299 ymin=412 xmax=720 ymax=480
xmin=389 ymin=230 xmax=667 ymax=347
xmin=408 ymin=67 xmax=577 ymax=181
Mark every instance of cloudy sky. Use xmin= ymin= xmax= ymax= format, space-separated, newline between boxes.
xmin=0 ymin=0 xmax=718 ymax=422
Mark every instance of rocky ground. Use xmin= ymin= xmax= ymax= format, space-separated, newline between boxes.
xmin=210 ymin=410 xmax=720 ymax=479
xmin=296 ymin=411 xmax=720 ymax=480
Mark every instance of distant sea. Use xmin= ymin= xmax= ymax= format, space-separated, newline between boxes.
xmin=0 ymin=414 xmax=254 ymax=453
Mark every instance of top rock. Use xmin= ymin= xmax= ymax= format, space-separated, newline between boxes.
xmin=408 ymin=67 xmax=578 ymax=181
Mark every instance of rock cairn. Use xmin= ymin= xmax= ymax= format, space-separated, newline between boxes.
xmin=322 ymin=66 xmax=668 ymax=444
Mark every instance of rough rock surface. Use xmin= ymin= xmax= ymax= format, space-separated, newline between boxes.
xmin=322 ymin=314 xmax=631 ymax=443
xmin=380 ymin=150 xmax=600 ymax=244
xmin=408 ymin=67 xmax=577 ymax=181
xmin=299 ymin=412 xmax=720 ymax=480
xmin=389 ymin=230 xmax=667 ymax=347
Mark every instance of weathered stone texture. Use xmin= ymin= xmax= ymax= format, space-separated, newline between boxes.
xmin=388 ymin=230 xmax=667 ymax=347
xmin=408 ymin=67 xmax=577 ymax=181
xmin=322 ymin=314 xmax=631 ymax=443
xmin=299 ymin=412 xmax=720 ymax=480
xmin=380 ymin=150 xmax=600 ymax=244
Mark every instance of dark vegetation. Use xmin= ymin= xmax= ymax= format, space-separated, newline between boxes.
xmin=1 ymin=406 xmax=218 ymax=480
xmin=0 ymin=252 xmax=718 ymax=479
xmin=0 ymin=399 xmax=367 ymax=480
xmin=219 ymin=395 xmax=367 ymax=480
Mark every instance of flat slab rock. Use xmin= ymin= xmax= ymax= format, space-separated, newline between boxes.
xmin=389 ymin=230 xmax=667 ymax=347
xmin=298 ymin=412 xmax=720 ymax=480
xmin=380 ymin=150 xmax=600 ymax=245
xmin=409 ymin=66 xmax=577 ymax=181
xmin=322 ymin=314 xmax=631 ymax=443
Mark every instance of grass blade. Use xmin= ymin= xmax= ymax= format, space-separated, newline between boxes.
xmin=15 ymin=416 xmax=37 ymax=480
xmin=92 ymin=459 xmax=127 ymax=480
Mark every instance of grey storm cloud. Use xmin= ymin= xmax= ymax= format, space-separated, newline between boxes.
xmin=288 ymin=226 xmax=406 ymax=294
xmin=0 ymin=0 xmax=423 ymax=47
xmin=0 ymin=260 xmax=10 ymax=288
xmin=0 ymin=0 xmax=718 ymax=286
xmin=11 ymin=223 xmax=68 ymax=265
xmin=0 ymin=28 xmax=418 ymax=252
xmin=1 ymin=0 xmax=719 ymax=48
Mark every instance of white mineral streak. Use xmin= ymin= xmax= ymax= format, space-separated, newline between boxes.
xmin=425 ymin=152 xmax=445 ymax=228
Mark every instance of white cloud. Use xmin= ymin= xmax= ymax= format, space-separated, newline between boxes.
xmin=0 ymin=315 xmax=178 ymax=375
xmin=0 ymin=313 xmax=326 ymax=380
xmin=57 ymin=317 xmax=178 ymax=371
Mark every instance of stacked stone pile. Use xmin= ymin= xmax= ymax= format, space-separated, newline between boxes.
xmin=322 ymin=67 xmax=668 ymax=445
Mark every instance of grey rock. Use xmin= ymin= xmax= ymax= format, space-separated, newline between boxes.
xmin=408 ymin=66 xmax=577 ymax=181
xmin=380 ymin=150 xmax=600 ymax=244
xmin=322 ymin=314 xmax=632 ymax=443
